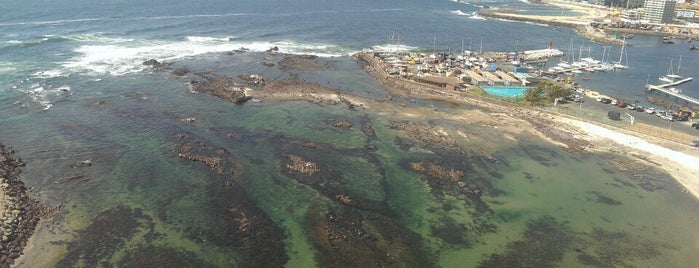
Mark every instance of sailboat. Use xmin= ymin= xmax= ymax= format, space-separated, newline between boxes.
xmin=613 ymin=37 xmax=629 ymax=69
xmin=659 ymin=56 xmax=685 ymax=83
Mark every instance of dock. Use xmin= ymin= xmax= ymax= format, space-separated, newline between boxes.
xmin=645 ymin=77 xmax=699 ymax=106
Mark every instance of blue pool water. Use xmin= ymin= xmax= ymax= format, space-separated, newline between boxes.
xmin=482 ymin=86 xmax=530 ymax=98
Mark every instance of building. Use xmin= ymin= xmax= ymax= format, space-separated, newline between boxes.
xmin=642 ymin=0 xmax=676 ymax=23
xmin=621 ymin=9 xmax=642 ymax=21
xmin=625 ymin=0 xmax=645 ymax=8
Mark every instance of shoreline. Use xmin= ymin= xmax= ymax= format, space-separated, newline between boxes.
xmin=352 ymin=51 xmax=699 ymax=200
xmin=478 ymin=0 xmax=699 ymax=46
xmin=477 ymin=9 xmax=626 ymax=46
xmin=0 ymin=144 xmax=41 ymax=267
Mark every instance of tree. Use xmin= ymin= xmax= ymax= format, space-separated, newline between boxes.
xmin=524 ymin=86 xmax=545 ymax=103
xmin=524 ymin=80 xmax=572 ymax=104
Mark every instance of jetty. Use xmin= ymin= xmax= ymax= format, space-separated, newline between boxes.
xmin=645 ymin=77 xmax=699 ymax=106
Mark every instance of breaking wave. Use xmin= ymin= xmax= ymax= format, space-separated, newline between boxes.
xmin=451 ymin=10 xmax=469 ymax=16
xmin=61 ymin=35 xmax=353 ymax=75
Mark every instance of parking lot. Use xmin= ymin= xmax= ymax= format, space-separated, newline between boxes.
xmin=553 ymin=92 xmax=699 ymax=144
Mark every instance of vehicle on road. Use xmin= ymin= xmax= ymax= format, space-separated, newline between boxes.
xmin=692 ymin=123 xmax=699 ymax=130
xmin=690 ymin=140 xmax=699 ymax=147
xmin=646 ymin=107 xmax=655 ymax=114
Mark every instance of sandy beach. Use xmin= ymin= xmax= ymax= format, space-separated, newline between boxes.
xmin=568 ymin=119 xmax=699 ymax=197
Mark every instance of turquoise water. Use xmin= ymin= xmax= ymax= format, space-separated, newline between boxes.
xmin=2 ymin=0 xmax=699 ymax=267
xmin=482 ymin=86 xmax=530 ymax=98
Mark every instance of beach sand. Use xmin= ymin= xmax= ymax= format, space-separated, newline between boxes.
xmin=567 ymin=119 xmax=699 ymax=197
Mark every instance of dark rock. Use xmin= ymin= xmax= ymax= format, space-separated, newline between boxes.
xmin=142 ymin=59 xmax=160 ymax=66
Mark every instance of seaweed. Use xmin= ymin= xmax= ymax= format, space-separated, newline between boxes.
xmin=55 ymin=206 xmax=153 ymax=268
xmin=478 ymin=216 xmax=572 ymax=268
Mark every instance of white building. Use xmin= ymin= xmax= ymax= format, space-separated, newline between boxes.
xmin=621 ymin=9 xmax=642 ymax=21
xmin=642 ymin=0 xmax=676 ymax=24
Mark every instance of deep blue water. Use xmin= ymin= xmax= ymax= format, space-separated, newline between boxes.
xmin=2 ymin=0 xmax=699 ymax=267
xmin=1 ymin=0 xmax=696 ymax=112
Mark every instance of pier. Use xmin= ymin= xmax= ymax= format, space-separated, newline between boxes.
xmin=645 ymin=77 xmax=699 ymax=106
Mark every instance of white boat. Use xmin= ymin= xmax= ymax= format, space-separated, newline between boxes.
xmin=612 ymin=37 xmax=629 ymax=69
xmin=659 ymin=57 xmax=685 ymax=83
xmin=557 ymin=62 xmax=572 ymax=68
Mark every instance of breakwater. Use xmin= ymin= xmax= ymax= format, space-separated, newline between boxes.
xmin=478 ymin=10 xmax=625 ymax=46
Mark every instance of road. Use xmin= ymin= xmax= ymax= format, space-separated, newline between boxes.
xmin=555 ymin=94 xmax=699 ymax=142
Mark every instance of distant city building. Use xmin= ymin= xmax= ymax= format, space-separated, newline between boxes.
xmin=642 ymin=0 xmax=677 ymax=23
xmin=588 ymin=0 xmax=608 ymax=6
xmin=625 ymin=0 xmax=645 ymax=8
xmin=621 ymin=9 xmax=642 ymax=21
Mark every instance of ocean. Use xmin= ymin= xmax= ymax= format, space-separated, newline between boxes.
xmin=1 ymin=0 xmax=698 ymax=267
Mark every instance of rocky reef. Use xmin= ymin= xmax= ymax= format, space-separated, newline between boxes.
xmin=189 ymin=73 xmax=252 ymax=104
xmin=0 ymin=144 xmax=41 ymax=268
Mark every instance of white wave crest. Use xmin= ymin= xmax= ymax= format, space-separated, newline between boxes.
xmin=33 ymin=69 xmax=67 ymax=79
xmin=62 ymin=36 xmax=350 ymax=75
xmin=65 ymin=33 xmax=135 ymax=43
xmin=469 ymin=11 xmax=487 ymax=20
xmin=451 ymin=10 xmax=469 ymax=16
xmin=493 ymin=18 xmax=549 ymax=27
xmin=185 ymin=36 xmax=237 ymax=43
xmin=370 ymin=44 xmax=418 ymax=53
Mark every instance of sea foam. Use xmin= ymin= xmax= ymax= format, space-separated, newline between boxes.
xmin=62 ymin=36 xmax=350 ymax=75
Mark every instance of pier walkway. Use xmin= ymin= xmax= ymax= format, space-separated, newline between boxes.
xmin=645 ymin=77 xmax=699 ymax=106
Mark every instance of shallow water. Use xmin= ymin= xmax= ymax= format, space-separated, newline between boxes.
xmin=2 ymin=0 xmax=699 ymax=266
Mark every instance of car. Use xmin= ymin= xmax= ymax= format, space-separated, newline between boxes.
xmin=616 ymin=101 xmax=627 ymax=108
xmin=635 ymin=106 xmax=644 ymax=112
xmin=657 ymin=110 xmax=666 ymax=117
xmin=692 ymin=123 xmax=699 ymax=130
xmin=610 ymin=98 xmax=618 ymax=105
xmin=691 ymin=140 xmax=699 ymax=147
xmin=600 ymin=98 xmax=612 ymax=104
xmin=646 ymin=107 xmax=655 ymax=114
xmin=627 ymin=104 xmax=636 ymax=110
xmin=661 ymin=114 xmax=675 ymax=121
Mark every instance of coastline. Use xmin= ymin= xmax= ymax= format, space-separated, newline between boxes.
xmin=352 ymin=51 xmax=699 ymax=200
xmin=0 ymin=144 xmax=41 ymax=267
xmin=478 ymin=0 xmax=699 ymax=46
xmin=478 ymin=9 xmax=625 ymax=46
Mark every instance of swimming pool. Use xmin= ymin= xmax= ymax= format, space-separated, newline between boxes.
xmin=482 ymin=86 xmax=530 ymax=98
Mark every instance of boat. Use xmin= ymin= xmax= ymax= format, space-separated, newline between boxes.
xmin=691 ymin=45 xmax=698 ymax=50
xmin=612 ymin=37 xmax=629 ymax=69
xmin=659 ymin=56 xmax=685 ymax=83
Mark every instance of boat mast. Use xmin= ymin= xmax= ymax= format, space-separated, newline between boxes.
xmin=479 ymin=36 xmax=483 ymax=54
xmin=677 ymin=55 xmax=682 ymax=75
xmin=618 ymin=37 xmax=625 ymax=64
xmin=433 ymin=34 xmax=436 ymax=54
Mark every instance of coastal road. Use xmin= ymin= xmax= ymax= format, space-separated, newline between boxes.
xmin=555 ymin=95 xmax=699 ymax=141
